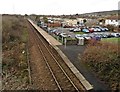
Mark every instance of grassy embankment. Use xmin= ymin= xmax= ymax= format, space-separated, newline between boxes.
xmin=2 ymin=15 xmax=30 ymax=90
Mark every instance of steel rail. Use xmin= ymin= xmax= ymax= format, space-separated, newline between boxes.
xmin=34 ymin=28 xmax=80 ymax=91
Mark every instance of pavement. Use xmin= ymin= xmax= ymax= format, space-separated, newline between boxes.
xmin=58 ymin=45 xmax=110 ymax=90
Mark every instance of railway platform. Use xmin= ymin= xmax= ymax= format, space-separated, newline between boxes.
xmin=28 ymin=19 xmax=62 ymax=46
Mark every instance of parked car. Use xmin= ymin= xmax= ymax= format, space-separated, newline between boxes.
xmin=97 ymin=26 xmax=109 ymax=32
xmin=54 ymin=30 xmax=61 ymax=36
xmin=82 ymin=34 xmax=91 ymax=40
xmin=104 ymin=33 xmax=114 ymax=38
xmin=88 ymin=28 xmax=94 ymax=33
xmin=93 ymin=27 xmax=101 ymax=32
xmin=102 ymin=27 xmax=109 ymax=31
xmin=69 ymin=28 xmax=75 ymax=32
xmin=82 ymin=28 xmax=89 ymax=33
xmin=51 ymin=29 xmax=57 ymax=33
xmin=75 ymin=34 xmax=83 ymax=39
xmin=111 ymin=33 xmax=120 ymax=37
xmin=100 ymin=34 xmax=108 ymax=38
xmin=73 ymin=28 xmax=81 ymax=32
xmin=59 ymin=33 xmax=71 ymax=38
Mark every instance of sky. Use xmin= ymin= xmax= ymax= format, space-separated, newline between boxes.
xmin=0 ymin=0 xmax=119 ymax=15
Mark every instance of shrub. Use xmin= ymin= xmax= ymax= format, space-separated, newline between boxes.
xmin=80 ymin=42 xmax=120 ymax=90
xmin=106 ymin=25 xmax=115 ymax=32
xmin=2 ymin=15 xmax=29 ymax=90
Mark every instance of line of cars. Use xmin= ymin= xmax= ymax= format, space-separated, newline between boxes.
xmin=38 ymin=22 xmax=120 ymax=42
xmin=37 ymin=21 xmax=72 ymax=38
xmin=48 ymin=29 xmax=71 ymax=38
xmin=45 ymin=27 xmax=120 ymax=41
xmin=75 ymin=32 xmax=120 ymax=40
xmin=69 ymin=26 xmax=109 ymax=33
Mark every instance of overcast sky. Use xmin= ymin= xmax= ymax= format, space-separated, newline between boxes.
xmin=0 ymin=0 xmax=119 ymax=15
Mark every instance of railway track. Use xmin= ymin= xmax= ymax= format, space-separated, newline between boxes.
xmin=28 ymin=21 xmax=86 ymax=91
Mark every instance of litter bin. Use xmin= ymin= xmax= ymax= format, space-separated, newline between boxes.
xmin=77 ymin=37 xmax=84 ymax=45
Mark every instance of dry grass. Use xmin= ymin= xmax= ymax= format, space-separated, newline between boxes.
xmin=2 ymin=15 xmax=30 ymax=90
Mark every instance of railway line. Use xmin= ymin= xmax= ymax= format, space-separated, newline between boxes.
xmin=28 ymin=21 xmax=86 ymax=91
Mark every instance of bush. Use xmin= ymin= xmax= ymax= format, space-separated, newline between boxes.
xmin=2 ymin=15 xmax=29 ymax=90
xmin=80 ymin=42 xmax=120 ymax=90
xmin=106 ymin=25 xmax=115 ymax=32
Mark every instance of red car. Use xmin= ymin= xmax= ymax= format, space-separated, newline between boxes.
xmin=88 ymin=28 xmax=94 ymax=33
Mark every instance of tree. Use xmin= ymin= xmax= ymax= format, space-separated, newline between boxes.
xmin=77 ymin=21 xmax=80 ymax=25
xmin=24 ymin=14 xmax=28 ymax=16
xmin=83 ymin=19 xmax=87 ymax=24
xmin=75 ymin=13 xmax=79 ymax=16
xmin=106 ymin=25 xmax=114 ymax=32
xmin=43 ymin=16 xmax=48 ymax=23
xmin=35 ymin=16 xmax=40 ymax=22
xmin=99 ymin=19 xmax=105 ymax=25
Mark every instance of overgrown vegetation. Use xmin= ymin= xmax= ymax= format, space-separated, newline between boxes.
xmin=80 ymin=41 xmax=120 ymax=91
xmin=2 ymin=15 xmax=29 ymax=90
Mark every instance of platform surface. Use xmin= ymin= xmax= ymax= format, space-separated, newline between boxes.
xmin=28 ymin=19 xmax=62 ymax=46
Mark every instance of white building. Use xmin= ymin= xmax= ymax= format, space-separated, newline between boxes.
xmin=63 ymin=18 xmax=78 ymax=26
xmin=105 ymin=19 xmax=119 ymax=26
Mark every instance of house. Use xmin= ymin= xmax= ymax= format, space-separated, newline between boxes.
xmin=77 ymin=18 xmax=98 ymax=26
xmin=105 ymin=16 xmax=119 ymax=26
xmin=105 ymin=19 xmax=118 ymax=26
xmin=63 ymin=18 xmax=78 ymax=26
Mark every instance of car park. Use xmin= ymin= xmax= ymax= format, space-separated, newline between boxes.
xmin=41 ymin=21 xmax=115 ymax=45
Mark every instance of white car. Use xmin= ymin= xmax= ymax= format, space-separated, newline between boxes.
xmin=73 ymin=28 xmax=81 ymax=32
xmin=93 ymin=27 xmax=101 ymax=32
xmin=69 ymin=28 xmax=75 ymax=31
xmin=75 ymin=34 xmax=83 ymax=39
xmin=82 ymin=34 xmax=91 ymax=40
xmin=60 ymin=33 xmax=71 ymax=38
xmin=75 ymin=34 xmax=84 ymax=39
xmin=111 ymin=33 xmax=120 ymax=37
